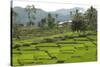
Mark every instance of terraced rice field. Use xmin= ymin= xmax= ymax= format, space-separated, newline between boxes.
xmin=12 ymin=34 xmax=97 ymax=66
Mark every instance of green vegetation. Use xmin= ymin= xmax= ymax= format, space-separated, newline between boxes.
xmin=12 ymin=32 xmax=97 ymax=66
xmin=12 ymin=5 xmax=97 ymax=66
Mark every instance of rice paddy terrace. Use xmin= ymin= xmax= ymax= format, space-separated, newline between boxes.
xmin=12 ymin=32 xmax=97 ymax=66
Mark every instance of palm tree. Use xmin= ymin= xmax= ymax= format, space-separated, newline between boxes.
xmin=12 ymin=10 xmax=20 ymax=39
xmin=39 ymin=18 xmax=47 ymax=29
xmin=55 ymin=14 xmax=59 ymax=30
xmin=47 ymin=13 xmax=55 ymax=29
xmin=85 ymin=6 xmax=97 ymax=31
xmin=55 ymin=14 xmax=58 ymax=18
xmin=25 ymin=5 xmax=36 ymax=26
xmin=71 ymin=9 xmax=86 ymax=33
xmin=12 ymin=10 xmax=18 ymax=24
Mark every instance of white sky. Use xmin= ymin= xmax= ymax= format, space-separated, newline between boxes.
xmin=13 ymin=0 xmax=98 ymax=12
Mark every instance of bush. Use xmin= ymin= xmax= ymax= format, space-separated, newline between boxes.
xmin=31 ymin=42 xmax=38 ymax=45
xmin=44 ymin=38 xmax=55 ymax=42
xmin=22 ymin=44 xmax=30 ymax=47
xmin=13 ymin=44 xmax=21 ymax=49
xmin=57 ymin=60 xmax=64 ymax=63
xmin=78 ymin=34 xmax=87 ymax=37
xmin=56 ymin=41 xmax=78 ymax=44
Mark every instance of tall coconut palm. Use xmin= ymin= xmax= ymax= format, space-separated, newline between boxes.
xmin=12 ymin=10 xmax=21 ymax=39
xmin=71 ymin=9 xmax=86 ymax=33
xmin=85 ymin=6 xmax=97 ymax=31
xmin=12 ymin=10 xmax=18 ymax=24
xmin=25 ymin=5 xmax=36 ymax=26
xmin=47 ymin=13 xmax=55 ymax=29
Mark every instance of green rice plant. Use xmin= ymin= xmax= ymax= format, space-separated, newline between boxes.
xmin=65 ymin=57 xmax=82 ymax=63
xmin=19 ymin=59 xmax=35 ymax=65
xmin=12 ymin=50 xmax=22 ymax=54
xmin=20 ymin=53 xmax=34 ymax=60
xmin=36 ymin=43 xmax=58 ymax=47
xmin=35 ymin=59 xmax=57 ymax=64
xmin=12 ymin=57 xmax=20 ymax=66
xmin=84 ymin=41 xmax=96 ymax=47
xmin=82 ymin=50 xmax=97 ymax=61
xmin=74 ymin=37 xmax=89 ymax=41
xmin=56 ymin=41 xmax=78 ymax=44
xmin=37 ymin=47 xmax=60 ymax=51
xmin=74 ymin=44 xmax=85 ymax=50
xmin=60 ymin=46 xmax=75 ymax=51
xmin=58 ymin=43 xmax=76 ymax=47
xmin=12 ymin=54 xmax=22 ymax=66
xmin=34 ymin=51 xmax=51 ymax=60
xmin=19 ymin=46 xmax=37 ymax=51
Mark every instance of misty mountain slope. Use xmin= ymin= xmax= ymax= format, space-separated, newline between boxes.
xmin=13 ymin=7 xmax=85 ymax=25
xmin=13 ymin=7 xmax=48 ymax=25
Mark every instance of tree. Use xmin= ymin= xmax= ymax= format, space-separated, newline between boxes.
xmin=12 ymin=10 xmax=21 ymax=39
xmin=55 ymin=14 xmax=58 ymax=18
xmin=39 ymin=18 xmax=47 ymax=29
xmin=47 ymin=13 xmax=56 ymax=29
xmin=12 ymin=10 xmax=18 ymax=24
xmin=71 ymin=9 xmax=86 ymax=33
xmin=12 ymin=10 xmax=24 ymax=39
xmin=85 ymin=6 xmax=97 ymax=31
xmin=25 ymin=5 xmax=36 ymax=26
xmin=55 ymin=14 xmax=59 ymax=31
xmin=38 ymin=13 xmax=56 ymax=31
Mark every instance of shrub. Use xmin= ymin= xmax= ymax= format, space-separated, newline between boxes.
xmin=44 ymin=38 xmax=55 ymax=42
xmin=13 ymin=44 xmax=21 ymax=49
xmin=57 ymin=60 xmax=64 ymax=63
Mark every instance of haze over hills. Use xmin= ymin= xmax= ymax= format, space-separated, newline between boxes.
xmin=13 ymin=7 xmax=85 ymax=25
